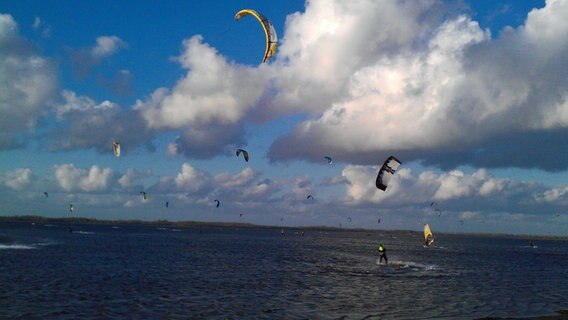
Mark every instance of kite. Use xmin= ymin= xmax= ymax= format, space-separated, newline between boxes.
xmin=236 ymin=148 xmax=249 ymax=162
xmin=235 ymin=9 xmax=278 ymax=63
xmin=376 ymin=156 xmax=402 ymax=191
xmin=112 ymin=141 xmax=121 ymax=157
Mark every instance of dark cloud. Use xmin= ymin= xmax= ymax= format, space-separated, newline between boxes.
xmin=170 ymin=123 xmax=247 ymax=159
xmin=46 ymin=101 xmax=154 ymax=155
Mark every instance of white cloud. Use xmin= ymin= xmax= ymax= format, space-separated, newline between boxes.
xmin=241 ymin=179 xmax=280 ymax=200
xmin=135 ymin=36 xmax=261 ymax=157
xmin=124 ymin=0 xmax=566 ymax=170
xmin=535 ymin=186 xmax=568 ymax=203
xmin=54 ymin=90 xmax=117 ymax=119
xmin=48 ymin=90 xmax=153 ymax=154
xmin=214 ymin=168 xmax=257 ymax=188
xmin=266 ymin=0 xmax=568 ymax=171
xmin=460 ymin=211 xmax=480 ymax=220
xmin=174 ymin=163 xmax=210 ymax=192
xmin=342 ymin=165 xmax=518 ymax=205
xmin=54 ymin=164 xmax=113 ymax=192
xmin=2 ymin=168 xmax=33 ymax=190
xmin=0 ymin=14 xmax=57 ymax=148
xmin=69 ymin=35 xmax=127 ymax=78
xmin=118 ymin=169 xmax=152 ymax=188
xmin=140 ymin=36 xmax=266 ymax=129
xmin=150 ymin=163 xmax=212 ymax=195
xmin=91 ymin=36 xmax=127 ymax=58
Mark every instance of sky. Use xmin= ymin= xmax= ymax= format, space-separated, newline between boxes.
xmin=1 ymin=0 xmax=567 ymax=236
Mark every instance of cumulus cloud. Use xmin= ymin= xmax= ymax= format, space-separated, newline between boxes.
xmin=141 ymin=36 xmax=265 ymax=129
xmin=341 ymin=165 xmax=545 ymax=214
xmin=136 ymin=36 xmax=266 ymax=158
xmin=146 ymin=163 xmax=284 ymax=210
xmin=54 ymin=164 xmax=114 ymax=192
xmin=69 ymin=35 xmax=127 ymax=78
xmin=118 ymin=168 xmax=152 ymax=189
xmin=535 ymin=186 xmax=568 ymax=203
xmin=174 ymin=163 xmax=211 ymax=192
xmin=165 ymin=123 xmax=247 ymax=159
xmin=125 ymin=0 xmax=566 ymax=169
xmin=214 ymin=168 xmax=257 ymax=188
xmin=266 ymin=0 xmax=568 ymax=171
xmin=150 ymin=163 xmax=212 ymax=195
xmin=0 ymin=14 xmax=57 ymax=149
xmin=2 ymin=168 xmax=33 ymax=190
xmin=47 ymin=90 xmax=153 ymax=154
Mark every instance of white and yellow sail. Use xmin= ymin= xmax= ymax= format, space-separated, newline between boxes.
xmin=424 ymin=224 xmax=434 ymax=245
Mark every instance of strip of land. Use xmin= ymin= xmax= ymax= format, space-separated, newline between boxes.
xmin=0 ymin=215 xmax=566 ymax=241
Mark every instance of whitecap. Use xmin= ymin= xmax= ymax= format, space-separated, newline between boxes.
xmin=376 ymin=259 xmax=438 ymax=270
xmin=74 ymin=231 xmax=95 ymax=235
xmin=0 ymin=244 xmax=36 ymax=250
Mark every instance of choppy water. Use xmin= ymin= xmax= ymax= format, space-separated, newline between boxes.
xmin=1 ymin=221 xmax=567 ymax=319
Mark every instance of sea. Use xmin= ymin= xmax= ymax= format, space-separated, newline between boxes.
xmin=1 ymin=221 xmax=567 ymax=319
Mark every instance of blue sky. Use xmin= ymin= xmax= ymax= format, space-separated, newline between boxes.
xmin=1 ymin=0 xmax=568 ymax=236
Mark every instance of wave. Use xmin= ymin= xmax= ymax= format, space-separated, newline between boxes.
xmin=376 ymin=259 xmax=438 ymax=271
xmin=73 ymin=231 xmax=95 ymax=235
xmin=0 ymin=243 xmax=36 ymax=250
xmin=0 ymin=238 xmax=60 ymax=250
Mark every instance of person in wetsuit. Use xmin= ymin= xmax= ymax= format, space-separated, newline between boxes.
xmin=425 ymin=235 xmax=434 ymax=247
xmin=378 ymin=243 xmax=388 ymax=265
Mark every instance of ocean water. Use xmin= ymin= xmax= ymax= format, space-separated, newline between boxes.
xmin=1 ymin=221 xmax=567 ymax=319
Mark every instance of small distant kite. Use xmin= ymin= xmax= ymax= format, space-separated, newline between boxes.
xmin=69 ymin=204 xmax=74 ymax=213
xmin=236 ymin=148 xmax=249 ymax=162
xmin=307 ymin=195 xmax=314 ymax=200
xmin=378 ymin=218 xmax=381 ymax=224
xmin=435 ymin=209 xmax=442 ymax=217
xmin=323 ymin=156 xmax=332 ymax=165
xmin=112 ymin=141 xmax=121 ymax=157
xmin=43 ymin=192 xmax=48 ymax=198
xmin=214 ymin=199 xmax=220 ymax=208
xmin=140 ymin=192 xmax=148 ymax=200
xmin=165 ymin=202 xmax=169 ymax=208
xmin=347 ymin=217 xmax=352 ymax=223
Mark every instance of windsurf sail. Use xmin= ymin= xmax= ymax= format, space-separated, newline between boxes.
xmin=424 ymin=224 xmax=434 ymax=246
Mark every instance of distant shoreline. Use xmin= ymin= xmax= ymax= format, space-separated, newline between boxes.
xmin=1 ymin=215 xmax=566 ymax=241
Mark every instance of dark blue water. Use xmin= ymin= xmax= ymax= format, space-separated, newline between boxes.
xmin=1 ymin=221 xmax=567 ymax=319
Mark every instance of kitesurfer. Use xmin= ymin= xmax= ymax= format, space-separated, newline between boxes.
xmin=378 ymin=243 xmax=388 ymax=265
